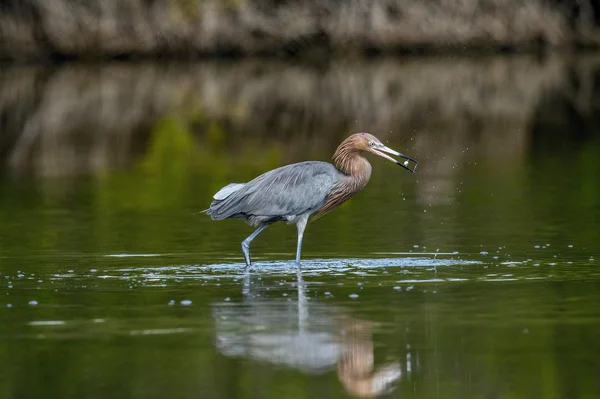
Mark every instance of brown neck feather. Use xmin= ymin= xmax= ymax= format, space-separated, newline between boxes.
xmin=332 ymin=140 xmax=372 ymax=184
xmin=312 ymin=140 xmax=372 ymax=220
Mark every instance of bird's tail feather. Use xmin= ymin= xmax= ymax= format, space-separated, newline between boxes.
xmin=199 ymin=182 xmax=247 ymax=219
xmin=206 ymin=196 xmax=246 ymax=220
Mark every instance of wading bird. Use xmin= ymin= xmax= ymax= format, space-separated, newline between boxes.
xmin=205 ymin=133 xmax=417 ymax=266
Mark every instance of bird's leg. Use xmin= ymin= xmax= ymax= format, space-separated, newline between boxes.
xmin=242 ymin=224 xmax=269 ymax=267
xmin=295 ymin=215 xmax=309 ymax=264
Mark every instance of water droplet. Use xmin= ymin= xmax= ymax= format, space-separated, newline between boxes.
xmin=349 ymin=294 xmax=359 ymax=299
xmin=28 ymin=300 xmax=38 ymax=306
xmin=393 ymin=286 xmax=401 ymax=291
xmin=180 ymin=300 xmax=192 ymax=306
xmin=480 ymin=251 xmax=488 ymax=255
xmin=168 ymin=300 xmax=175 ymax=306
xmin=324 ymin=292 xmax=331 ymax=295
xmin=6 ymin=304 xmax=12 ymax=308
xmin=17 ymin=274 xmax=24 ymax=278
xmin=224 ymin=297 xmax=230 ymax=302
xmin=406 ymin=286 xmax=414 ymax=291
xmin=534 ymin=245 xmax=540 ymax=249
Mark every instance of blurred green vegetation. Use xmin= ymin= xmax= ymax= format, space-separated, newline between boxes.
xmin=1 ymin=108 xmax=599 ymax=258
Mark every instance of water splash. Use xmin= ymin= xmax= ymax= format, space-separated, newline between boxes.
xmin=105 ymin=256 xmax=481 ymax=280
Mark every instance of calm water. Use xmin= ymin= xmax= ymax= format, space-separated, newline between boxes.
xmin=1 ymin=54 xmax=600 ymax=399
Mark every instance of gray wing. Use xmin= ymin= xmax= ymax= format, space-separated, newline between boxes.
xmin=208 ymin=161 xmax=340 ymax=221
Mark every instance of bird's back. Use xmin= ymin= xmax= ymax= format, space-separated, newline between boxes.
xmin=206 ymin=161 xmax=342 ymax=226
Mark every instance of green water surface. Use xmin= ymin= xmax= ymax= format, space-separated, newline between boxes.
xmin=1 ymin=55 xmax=599 ymax=399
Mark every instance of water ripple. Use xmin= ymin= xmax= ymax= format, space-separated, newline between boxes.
xmin=109 ymin=256 xmax=481 ymax=277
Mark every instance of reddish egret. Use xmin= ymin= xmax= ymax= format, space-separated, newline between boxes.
xmin=205 ymin=133 xmax=417 ymax=266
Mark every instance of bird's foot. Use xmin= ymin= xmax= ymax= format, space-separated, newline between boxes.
xmin=242 ymin=241 xmax=251 ymax=267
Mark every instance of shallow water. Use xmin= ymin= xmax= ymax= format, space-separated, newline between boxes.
xmin=1 ymin=54 xmax=600 ymax=398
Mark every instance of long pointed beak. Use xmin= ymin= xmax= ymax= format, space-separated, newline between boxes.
xmin=373 ymin=145 xmax=418 ymax=173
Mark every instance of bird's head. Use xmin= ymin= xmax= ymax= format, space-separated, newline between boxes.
xmin=346 ymin=132 xmax=418 ymax=173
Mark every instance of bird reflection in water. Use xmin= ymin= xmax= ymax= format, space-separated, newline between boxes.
xmin=336 ymin=320 xmax=404 ymax=398
xmin=212 ymin=269 xmax=404 ymax=397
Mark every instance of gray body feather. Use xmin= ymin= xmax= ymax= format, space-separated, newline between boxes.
xmin=206 ymin=161 xmax=343 ymax=226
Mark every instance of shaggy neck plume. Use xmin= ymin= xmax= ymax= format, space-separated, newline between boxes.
xmin=313 ymin=138 xmax=373 ymax=219
xmin=332 ymin=139 xmax=372 ymax=187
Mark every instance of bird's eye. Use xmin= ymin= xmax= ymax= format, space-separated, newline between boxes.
xmin=368 ymin=141 xmax=375 ymax=147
